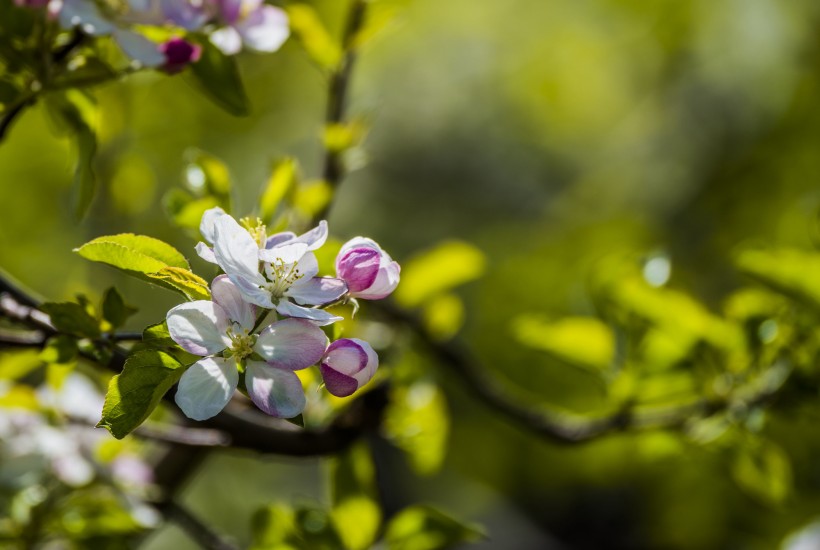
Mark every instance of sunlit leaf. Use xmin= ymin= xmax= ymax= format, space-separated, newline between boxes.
xmin=260 ymin=158 xmax=298 ymax=222
xmin=251 ymin=504 xmax=299 ymax=550
xmin=286 ymin=4 xmax=343 ymax=69
xmin=40 ymin=335 xmax=78 ymax=365
xmin=186 ymin=148 xmax=232 ymax=199
xmin=330 ymin=442 xmax=382 ymax=550
xmin=294 ymin=180 xmax=332 ymax=218
xmin=0 ymin=350 xmax=42 ymax=381
xmin=385 ymin=505 xmax=485 ymax=550
xmin=98 ymin=350 xmax=186 ymax=439
xmin=421 ymin=293 xmax=464 ymax=341
xmin=735 ymin=248 xmax=820 ymax=310
xmin=731 ymin=437 xmax=792 ymax=506
xmin=384 ymin=380 xmax=449 ymax=476
xmin=395 ymin=241 xmax=486 ymax=308
xmin=513 ymin=315 xmax=614 ymax=372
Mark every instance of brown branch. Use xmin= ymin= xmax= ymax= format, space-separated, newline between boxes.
xmin=375 ymin=302 xmax=787 ymax=443
xmin=155 ymin=500 xmax=239 ymax=550
xmin=314 ymin=0 xmax=368 ymax=223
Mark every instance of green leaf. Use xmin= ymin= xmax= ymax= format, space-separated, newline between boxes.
xmin=384 ymin=380 xmax=449 ymax=476
xmin=329 ymin=442 xmax=382 ymax=550
xmin=512 ymin=315 xmax=615 ymax=372
xmin=251 ymin=504 xmax=299 ymax=550
xmin=40 ymin=335 xmax=79 ymax=365
xmin=421 ymin=293 xmax=465 ymax=342
xmin=74 ymin=234 xmax=210 ymax=301
xmin=142 ymin=321 xmax=173 ymax=345
xmin=293 ymin=179 xmax=332 ymax=218
xmin=385 ymin=505 xmax=485 ymax=550
xmin=190 ymin=40 xmax=250 ymax=116
xmin=0 ymin=350 xmax=44 ymax=381
xmin=260 ymin=158 xmax=298 ymax=222
xmin=395 ymin=241 xmax=486 ymax=308
xmin=731 ymin=437 xmax=793 ymax=506
xmin=101 ymin=287 xmax=137 ymax=329
xmin=40 ymin=302 xmax=101 ymax=339
xmin=47 ymin=91 xmax=99 ymax=219
xmin=735 ymin=248 xmax=820 ymax=310
xmin=98 ymin=350 xmax=186 ymax=439
xmin=286 ymin=4 xmax=343 ymax=70
xmin=186 ymin=149 xmax=232 ymax=198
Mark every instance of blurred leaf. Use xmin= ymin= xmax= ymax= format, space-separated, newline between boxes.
xmin=41 ymin=302 xmax=101 ymax=339
xmin=385 ymin=505 xmax=485 ymax=550
xmin=101 ymin=287 xmax=137 ymax=329
xmin=0 ymin=385 xmax=39 ymax=410
xmin=294 ymin=180 xmax=332 ymax=218
xmin=75 ymin=234 xmax=210 ymax=300
xmin=168 ymin=195 xmax=221 ymax=230
xmin=260 ymin=158 xmax=298 ymax=222
xmin=330 ymin=442 xmax=382 ymax=550
xmin=286 ymin=4 xmax=343 ymax=70
xmin=421 ymin=293 xmax=465 ymax=341
xmin=384 ymin=380 xmax=449 ymax=476
xmin=98 ymin=350 xmax=186 ymax=439
xmin=187 ymin=148 xmax=232 ymax=199
xmin=40 ymin=335 xmax=78 ymax=365
xmin=0 ymin=80 xmax=19 ymax=105
xmin=56 ymin=487 xmax=142 ymax=537
xmin=251 ymin=504 xmax=299 ymax=550
xmin=190 ymin=40 xmax=249 ymax=116
xmin=735 ymin=248 xmax=820 ymax=310
xmin=731 ymin=437 xmax=792 ymax=506
xmin=0 ymin=350 xmax=42 ymax=381
xmin=294 ymin=505 xmax=345 ymax=549
xmin=46 ymin=91 xmax=99 ymax=219
xmin=513 ymin=315 xmax=615 ymax=372
xmin=395 ymin=241 xmax=486 ymax=308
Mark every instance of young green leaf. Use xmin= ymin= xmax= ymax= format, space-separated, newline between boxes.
xmin=40 ymin=335 xmax=79 ymax=365
xmin=98 ymin=350 xmax=187 ymax=439
xmin=735 ymin=248 xmax=820 ymax=310
xmin=512 ymin=315 xmax=615 ymax=373
xmin=260 ymin=158 xmax=298 ymax=222
xmin=74 ymin=234 xmax=210 ymax=301
xmin=286 ymin=4 xmax=343 ymax=70
xmin=190 ymin=40 xmax=250 ymax=116
xmin=40 ymin=302 xmax=101 ymax=339
xmin=395 ymin=241 xmax=486 ymax=308
xmin=330 ymin=442 xmax=382 ymax=550
xmin=385 ymin=505 xmax=485 ymax=550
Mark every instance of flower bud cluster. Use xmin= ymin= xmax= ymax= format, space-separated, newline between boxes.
xmin=166 ymin=208 xmax=400 ymax=421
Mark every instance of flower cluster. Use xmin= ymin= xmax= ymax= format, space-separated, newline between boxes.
xmin=18 ymin=0 xmax=289 ymax=73
xmin=167 ymin=208 xmax=399 ymax=421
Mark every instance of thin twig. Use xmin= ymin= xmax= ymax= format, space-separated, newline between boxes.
xmin=157 ymin=500 xmax=239 ymax=550
xmin=314 ymin=0 xmax=368 ymax=223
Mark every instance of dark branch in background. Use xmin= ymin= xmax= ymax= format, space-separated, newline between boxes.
xmin=314 ymin=0 xmax=368 ymax=223
xmin=0 ymin=30 xmax=86 ymax=144
xmin=155 ymin=500 xmax=239 ymax=550
xmin=375 ymin=302 xmax=787 ymax=443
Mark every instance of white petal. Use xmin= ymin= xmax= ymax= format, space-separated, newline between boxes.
xmin=265 ymin=231 xmax=296 ymax=249
xmin=245 ymin=361 xmax=305 ymax=418
xmin=253 ymin=318 xmax=327 ymax=370
xmin=258 ymin=242 xmax=309 ymax=265
xmin=213 ymin=214 xmax=264 ymax=281
xmin=286 ymin=277 xmax=347 ymax=306
xmin=59 ymin=0 xmax=116 ymax=35
xmin=210 ymin=26 xmax=242 ymax=55
xmin=294 ymin=251 xmax=319 ymax=280
xmin=231 ymin=273 xmax=275 ymax=309
xmin=195 ymin=242 xmax=217 ymax=264
xmin=113 ymin=30 xmax=165 ymax=67
xmin=354 ymin=260 xmax=400 ymax=300
xmin=294 ymin=220 xmax=328 ymax=251
xmin=339 ymin=236 xmax=381 ymax=256
xmin=166 ymin=301 xmax=231 ymax=356
xmin=274 ymin=300 xmax=343 ymax=326
xmin=175 ymin=357 xmax=238 ymax=421
xmin=199 ymin=206 xmax=226 ymax=244
xmin=211 ymin=275 xmax=255 ymax=330
xmin=236 ymin=5 xmax=290 ymax=53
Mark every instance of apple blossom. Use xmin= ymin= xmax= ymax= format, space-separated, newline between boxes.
xmin=210 ymin=0 xmax=290 ymax=55
xmin=336 ymin=237 xmax=401 ymax=300
xmin=320 ymin=338 xmax=379 ymax=397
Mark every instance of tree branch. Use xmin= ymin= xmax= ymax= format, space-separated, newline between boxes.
xmin=155 ymin=500 xmax=239 ymax=550
xmin=314 ymin=0 xmax=368 ymax=223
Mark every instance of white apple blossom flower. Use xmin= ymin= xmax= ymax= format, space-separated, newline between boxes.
xmin=167 ymin=275 xmax=329 ymax=419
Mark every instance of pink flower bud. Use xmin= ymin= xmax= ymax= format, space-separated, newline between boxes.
xmin=320 ymin=338 xmax=378 ymax=397
xmin=159 ymin=37 xmax=202 ymax=74
xmin=335 ymin=237 xmax=400 ymax=300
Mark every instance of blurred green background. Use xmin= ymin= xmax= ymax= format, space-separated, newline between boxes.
xmin=5 ymin=0 xmax=820 ymax=547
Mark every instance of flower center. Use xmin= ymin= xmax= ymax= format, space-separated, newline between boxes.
xmin=226 ymin=327 xmax=256 ymax=360
xmin=264 ymin=258 xmax=304 ymax=298
xmin=240 ymin=216 xmax=267 ymax=247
